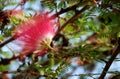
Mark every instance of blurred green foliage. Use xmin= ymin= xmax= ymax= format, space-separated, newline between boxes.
xmin=0 ymin=0 xmax=120 ymax=79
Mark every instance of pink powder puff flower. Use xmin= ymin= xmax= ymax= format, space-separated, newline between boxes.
xmin=13 ymin=12 xmax=56 ymax=59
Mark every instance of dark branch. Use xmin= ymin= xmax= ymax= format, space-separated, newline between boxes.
xmin=59 ymin=5 xmax=88 ymax=33
xmin=98 ymin=38 xmax=120 ymax=79
xmin=0 ymin=36 xmax=14 ymax=48
xmin=0 ymin=55 xmax=19 ymax=65
xmin=52 ymin=2 xmax=81 ymax=18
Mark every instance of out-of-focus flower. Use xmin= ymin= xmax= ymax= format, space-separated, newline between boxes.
xmin=13 ymin=12 xmax=56 ymax=58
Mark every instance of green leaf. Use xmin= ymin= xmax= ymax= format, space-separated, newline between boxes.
xmin=97 ymin=46 xmax=111 ymax=52
xmin=0 ymin=36 xmax=4 ymax=40
xmin=0 ymin=65 xmax=9 ymax=72
xmin=58 ymin=1 xmax=63 ymax=9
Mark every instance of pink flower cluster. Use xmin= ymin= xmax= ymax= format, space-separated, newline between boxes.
xmin=13 ymin=11 xmax=56 ymax=58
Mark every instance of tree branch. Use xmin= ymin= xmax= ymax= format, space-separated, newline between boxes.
xmin=52 ymin=1 xmax=81 ymax=18
xmin=58 ymin=5 xmax=89 ymax=33
xmin=0 ymin=55 xmax=19 ymax=65
xmin=0 ymin=36 xmax=14 ymax=48
xmin=98 ymin=38 xmax=120 ymax=79
xmin=54 ymin=5 xmax=89 ymax=40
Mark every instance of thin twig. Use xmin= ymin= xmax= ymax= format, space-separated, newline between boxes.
xmin=63 ymin=73 xmax=101 ymax=77
xmin=0 ymin=70 xmax=48 ymax=77
xmin=55 ymin=5 xmax=89 ymax=37
xmin=59 ymin=5 xmax=89 ymax=33
xmin=98 ymin=39 xmax=120 ymax=79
